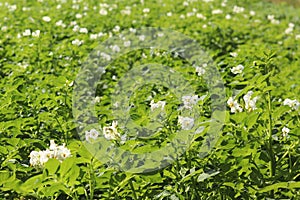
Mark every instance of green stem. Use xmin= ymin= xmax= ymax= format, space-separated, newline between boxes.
xmin=267 ymin=91 xmax=276 ymax=198
xmin=129 ymin=179 xmax=138 ymax=200
xmin=54 ymin=116 xmax=67 ymax=144
xmin=267 ymin=91 xmax=275 ymax=178
xmin=89 ymin=160 xmax=95 ymax=200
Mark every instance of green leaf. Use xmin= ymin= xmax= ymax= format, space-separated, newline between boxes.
xmin=259 ymin=182 xmax=300 ymax=193
xmin=60 ymin=157 xmax=76 ymax=177
xmin=0 ymin=171 xmax=11 ymax=185
xmin=44 ymin=159 xmax=60 ymax=176
xmin=20 ymin=174 xmax=44 ymax=193
xmin=40 ymin=182 xmax=70 ymax=197
xmin=197 ymin=171 xmax=220 ymax=182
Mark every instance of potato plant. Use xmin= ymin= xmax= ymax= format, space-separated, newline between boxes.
xmin=0 ymin=0 xmax=300 ymax=199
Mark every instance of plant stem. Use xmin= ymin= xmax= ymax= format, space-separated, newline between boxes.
xmin=129 ymin=179 xmax=138 ymax=200
xmin=89 ymin=160 xmax=95 ymax=200
xmin=267 ymin=91 xmax=275 ymax=178
xmin=266 ymin=91 xmax=276 ymax=198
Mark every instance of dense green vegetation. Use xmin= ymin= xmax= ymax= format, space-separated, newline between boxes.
xmin=0 ymin=0 xmax=300 ymax=199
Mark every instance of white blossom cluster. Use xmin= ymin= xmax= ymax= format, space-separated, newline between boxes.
xmin=283 ymin=98 xmax=300 ymax=110
xmin=149 ymin=97 xmax=198 ymax=130
xmin=178 ymin=116 xmax=195 ymax=130
xmin=282 ymin=127 xmax=290 ymax=138
xmin=285 ymin=23 xmax=295 ymax=35
xmin=29 ymin=140 xmax=71 ymax=168
xmin=233 ymin=6 xmax=244 ymax=14
xmin=267 ymin=15 xmax=280 ymax=24
xmin=227 ymin=97 xmax=243 ymax=113
xmin=103 ymin=121 xmax=126 ymax=142
xmin=85 ymin=121 xmax=126 ymax=143
xmin=195 ymin=64 xmax=206 ymax=76
xmin=227 ymin=91 xmax=259 ymax=113
xmin=72 ymin=39 xmax=84 ymax=46
xmin=150 ymin=100 xmax=166 ymax=111
xmin=231 ymin=64 xmax=244 ymax=74
xmin=20 ymin=29 xmax=41 ymax=38
xmin=85 ymin=129 xmax=99 ymax=142
xmin=182 ymin=95 xmax=200 ymax=109
xmin=243 ymin=91 xmax=259 ymax=112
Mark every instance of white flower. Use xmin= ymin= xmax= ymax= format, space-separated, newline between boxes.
xmin=121 ymin=8 xmax=131 ymax=15
xmin=182 ymin=95 xmax=200 ymax=109
xmin=55 ymin=20 xmax=66 ymax=28
xmin=90 ymin=34 xmax=98 ymax=40
xmin=111 ymin=44 xmax=120 ymax=52
xmin=267 ymin=15 xmax=280 ymax=24
xmin=29 ymin=140 xmax=71 ymax=167
xmin=1 ymin=26 xmax=8 ymax=31
xmin=250 ymin=11 xmax=256 ymax=16
xmin=72 ymin=4 xmax=79 ymax=10
xmin=272 ymin=20 xmax=280 ymax=24
xmin=72 ymin=25 xmax=80 ymax=32
xmin=196 ymin=66 xmax=206 ymax=76
xmin=196 ymin=13 xmax=206 ymax=20
xmin=296 ymin=35 xmax=300 ymax=40
xmin=139 ymin=35 xmax=145 ymax=41
xmin=212 ymin=9 xmax=223 ymax=15
xmin=225 ymin=14 xmax=231 ymax=19
xmin=94 ymin=96 xmax=101 ymax=103
xmin=49 ymin=140 xmax=57 ymax=150
xmin=283 ymin=98 xmax=300 ymax=110
xmin=285 ymin=26 xmax=294 ymax=35
xmin=79 ymin=27 xmax=88 ymax=34
xmin=124 ymin=41 xmax=131 ymax=47
xmin=75 ymin=13 xmax=82 ymax=19
xmin=129 ymin=28 xmax=136 ymax=33
xmin=103 ymin=121 xmax=121 ymax=140
xmin=29 ymin=151 xmax=40 ymax=167
xmin=143 ymin=8 xmax=150 ymax=13
xmin=17 ymin=62 xmax=29 ymax=69
xmin=267 ymin=15 xmax=275 ymax=21
xmin=157 ymin=33 xmax=164 ymax=37
xmin=243 ymin=91 xmax=259 ymax=112
xmin=289 ymin=23 xmax=295 ymax=28
xmin=229 ymin=52 xmax=238 ymax=57
xmin=167 ymin=12 xmax=172 ymax=17
xmin=39 ymin=150 xmax=51 ymax=164
xmin=233 ymin=6 xmax=244 ymax=13
xmin=187 ymin=12 xmax=194 ymax=17
xmin=42 ymin=16 xmax=51 ymax=22
xmin=231 ymin=64 xmax=244 ymax=74
xmin=70 ymin=21 xmax=77 ymax=26
xmin=150 ymin=100 xmax=166 ymax=111
xmin=113 ymin=25 xmax=120 ymax=32
xmin=55 ymin=144 xmax=71 ymax=161
xmin=178 ymin=116 xmax=194 ymax=130
xmin=227 ymin=97 xmax=243 ymax=113
xmin=32 ymin=30 xmax=40 ymax=37
xmin=100 ymin=52 xmax=111 ymax=61
xmin=72 ymin=39 xmax=83 ymax=46
xmin=98 ymin=32 xmax=104 ymax=37
xmin=282 ymin=127 xmax=290 ymax=138
xmin=22 ymin=29 xmax=31 ymax=36
xmin=85 ymin=129 xmax=99 ymax=142
xmin=99 ymin=8 xmax=108 ymax=15
xmin=8 ymin=4 xmax=17 ymax=12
